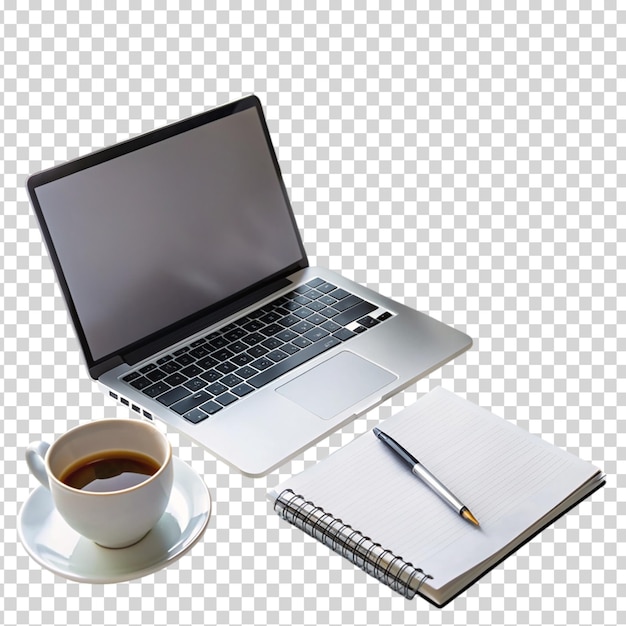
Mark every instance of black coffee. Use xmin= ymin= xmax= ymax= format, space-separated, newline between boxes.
xmin=60 ymin=450 xmax=160 ymax=492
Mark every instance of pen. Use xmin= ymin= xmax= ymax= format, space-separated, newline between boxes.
xmin=372 ymin=427 xmax=480 ymax=527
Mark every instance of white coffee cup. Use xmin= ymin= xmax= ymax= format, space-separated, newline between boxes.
xmin=26 ymin=419 xmax=174 ymax=549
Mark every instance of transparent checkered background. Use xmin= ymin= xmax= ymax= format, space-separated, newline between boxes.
xmin=1 ymin=2 xmax=624 ymax=625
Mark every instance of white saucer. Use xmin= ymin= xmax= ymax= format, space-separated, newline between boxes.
xmin=18 ymin=456 xmax=211 ymax=583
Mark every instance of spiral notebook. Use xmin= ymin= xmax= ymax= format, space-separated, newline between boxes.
xmin=269 ymin=387 xmax=605 ymax=607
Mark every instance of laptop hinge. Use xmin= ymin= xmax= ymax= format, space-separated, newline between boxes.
xmin=121 ymin=276 xmax=293 ymax=367
xmin=89 ymin=355 xmax=125 ymax=380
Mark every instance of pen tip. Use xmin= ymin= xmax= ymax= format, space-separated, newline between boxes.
xmin=461 ymin=508 xmax=480 ymax=527
xmin=373 ymin=427 xmax=381 ymax=437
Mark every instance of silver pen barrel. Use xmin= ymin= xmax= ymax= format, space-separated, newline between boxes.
xmin=411 ymin=462 xmax=466 ymax=513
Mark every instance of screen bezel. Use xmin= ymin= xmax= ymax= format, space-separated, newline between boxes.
xmin=27 ymin=95 xmax=308 ymax=377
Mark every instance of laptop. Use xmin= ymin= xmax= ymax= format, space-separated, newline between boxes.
xmin=27 ymin=95 xmax=472 ymax=476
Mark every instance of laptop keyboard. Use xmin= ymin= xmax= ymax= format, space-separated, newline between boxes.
xmin=121 ymin=278 xmax=393 ymax=424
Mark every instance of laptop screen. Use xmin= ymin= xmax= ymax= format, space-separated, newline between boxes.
xmin=29 ymin=99 xmax=306 ymax=365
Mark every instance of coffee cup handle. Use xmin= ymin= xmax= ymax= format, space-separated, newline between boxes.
xmin=26 ymin=441 xmax=51 ymax=490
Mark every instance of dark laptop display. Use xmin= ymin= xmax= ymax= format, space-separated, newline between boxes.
xmin=29 ymin=99 xmax=306 ymax=368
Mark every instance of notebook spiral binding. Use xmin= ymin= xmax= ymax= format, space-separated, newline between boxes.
xmin=275 ymin=489 xmax=432 ymax=599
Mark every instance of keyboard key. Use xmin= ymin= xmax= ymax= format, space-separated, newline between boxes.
xmin=129 ymin=376 xmax=151 ymax=390
xmin=260 ymin=311 xmax=282 ymax=324
xmin=235 ymin=366 xmax=259 ymax=379
xmin=161 ymin=361 xmax=181 ymax=374
xmin=262 ymin=337 xmax=283 ymax=350
xmin=216 ymin=392 xmax=238 ymax=406
xmin=184 ymin=377 xmax=207 ymax=392
xmin=261 ymin=322 xmax=284 ymax=336
xmin=329 ymin=287 xmax=350 ymax=300
xmin=242 ymin=332 xmax=265 ymax=346
xmin=181 ymin=364 xmax=203 ymax=378
xmin=207 ymin=381 xmax=228 ymax=396
xmin=208 ymin=335 xmax=228 ymax=349
xmin=377 ymin=311 xmax=393 ymax=321
xmin=307 ymin=300 xmax=326 ymax=312
xmin=333 ymin=301 xmax=377 ymax=326
xmin=173 ymin=346 xmax=190 ymax=356
xmin=189 ymin=345 xmax=210 ymax=359
xmin=143 ymin=381 xmax=170 ymax=398
xmin=196 ymin=355 xmax=219 ymax=369
xmin=321 ymin=320 xmax=341 ymax=333
xmin=316 ymin=282 xmax=336 ymax=294
xmin=246 ymin=308 xmax=265 ymax=320
xmin=231 ymin=352 xmax=254 ymax=366
xmin=224 ymin=328 xmax=246 ymax=341
xmin=306 ymin=277 xmax=325 ymax=288
xmin=293 ymin=284 xmax=312 ymax=294
xmin=243 ymin=319 xmax=264 ymax=332
xmin=333 ymin=328 xmax=356 ymax=341
xmin=146 ymin=368 xmax=167 ymax=382
xmin=183 ymin=408 xmax=209 ymax=424
xmin=268 ymin=302 xmax=289 ymax=313
xmin=247 ymin=345 xmax=269 ymax=358
xmin=332 ymin=294 xmax=363 ymax=312
xmin=229 ymin=340 xmax=248 ymax=353
xmin=357 ymin=315 xmax=380 ymax=328
xmin=292 ymin=295 xmax=312 ymax=306
xmin=267 ymin=349 xmax=289 ymax=362
xmin=248 ymin=336 xmax=341 ymax=389
xmin=199 ymin=400 xmax=223 ymax=415
xmin=294 ymin=307 xmax=314 ymax=319
xmin=164 ymin=372 xmax=187 ymax=387
xmin=156 ymin=355 xmax=173 ymax=365
xmin=232 ymin=383 xmax=254 ymax=397
xmin=123 ymin=371 xmax=140 ymax=382
xmin=215 ymin=361 xmax=238 ymax=374
xmin=281 ymin=299 xmax=301 ymax=312
xmin=307 ymin=313 xmax=327 ymax=326
xmin=251 ymin=356 xmax=274 ymax=371
xmin=276 ymin=329 xmax=297 ymax=342
xmin=305 ymin=289 xmax=322 ymax=300
xmin=139 ymin=363 xmax=157 ymax=374
xmin=156 ymin=385 xmax=191 ymax=406
xmin=291 ymin=320 xmax=314 ymax=334
xmin=175 ymin=354 xmax=194 ymax=367
xmin=220 ymin=374 xmax=243 ymax=388
xmin=304 ymin=327 xmax=330 ymax=342
xmin=279 ymin=314 xmax=300 ymax=327
xmin=291 ymin=336 xmax=312 ymax=348
xmin=171 ymin=391 xmax=212 ymax=415
xmin=318 ymin=294 xmax=337 ymax=306
xmin=212 ymin=348 xmax=234 ymax=362
xmin=281 ymin=342 xmax=300 ymax=355
xmin=200 ymin=369 xmax=222 ymax=384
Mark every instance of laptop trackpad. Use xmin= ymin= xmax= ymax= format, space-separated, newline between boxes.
xmin=276 ymin=351 xmax=397 ymax=420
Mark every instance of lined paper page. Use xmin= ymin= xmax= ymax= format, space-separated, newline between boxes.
xmin=275 ymin=387 xmax=599 ymax=588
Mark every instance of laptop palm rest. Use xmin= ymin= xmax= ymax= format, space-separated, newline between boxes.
xmin=276 ymin=351 xmax=397 ymax=420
